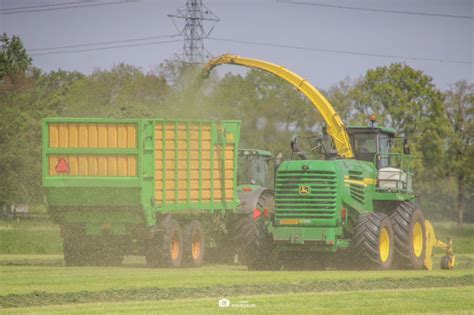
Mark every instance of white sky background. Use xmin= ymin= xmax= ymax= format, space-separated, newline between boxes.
xmin=0 ymin=0 xmax=472 ymax=90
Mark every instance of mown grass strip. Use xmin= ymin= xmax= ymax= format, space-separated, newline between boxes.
xmin=1 ymin=274 xmax=473 ymax=308
xmin=3 ymin=287 xmax=474 ymax=315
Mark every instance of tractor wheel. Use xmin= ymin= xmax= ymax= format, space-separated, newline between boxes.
xmin=390 ymin=202 xmax=426 ymax=269
xmin=233 ymin=192 xmax=278 ymax=270
xmin=183 ymin=220 xmax=205 ymax=267
xmin=234 ymin=214 xmax=276 ymax=270
xmin=146 ymin=219 xmax=183 ymax=268
xmin=353 ymin=212 xmax=394 ymax=270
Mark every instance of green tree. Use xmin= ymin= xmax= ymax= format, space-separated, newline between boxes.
xmin=0 ymin=33 xmax=32 ymax=86
xmin=444 ymin=80 xmax=474 ymax=228
xmin=327 ymin=64 xmax=449 ymax=218
xmin=64 ymin=63 xmax=169 ymax=117
xmin=0 ymin=69 xmax=84 ymax=211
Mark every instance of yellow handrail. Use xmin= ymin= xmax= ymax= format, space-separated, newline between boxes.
xmin=203 ymin=54 xmax=354 ymax=158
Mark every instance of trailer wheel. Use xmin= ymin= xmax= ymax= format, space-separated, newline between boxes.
xmin=183 ymin=220 xmax=205 ymax=267
xmin=390 ymin=202 xmax=426 ymax=269
xmin=353 ymin=212 xmax=394 ymax=270
xmin=146 ymin=219 xmax=183 ymax=268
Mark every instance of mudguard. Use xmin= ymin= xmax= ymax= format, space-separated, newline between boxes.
xmin=237 ymin=187 xmax=273 ymax=215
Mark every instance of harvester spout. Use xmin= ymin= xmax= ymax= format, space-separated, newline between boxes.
xmin=202 ymin=54 xmax=354 ymax=159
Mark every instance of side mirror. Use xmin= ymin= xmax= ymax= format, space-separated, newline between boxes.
xmin=290 ymin=140 xmax=296 ymax=152
xmin=403 ymin=137 xmax=410 ymax=155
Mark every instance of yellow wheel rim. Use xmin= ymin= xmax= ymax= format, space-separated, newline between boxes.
xmin=413 ymin=222 xmax=423 ymax=258
xmin=379 ymin=227 xmax=390 ymax=263
xmin=191 ymin=232 xmax=201 ymax=261
xmin=171 ymin=233 xmax=180 ymax=261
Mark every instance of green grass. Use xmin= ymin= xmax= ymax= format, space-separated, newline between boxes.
xmin=1 ymin=257 xmax=473 ymax=296
xmin=0 ymin=220 xmax=473 ymax=313
xmin=0 ymin=219 xmax=62 ymax=255
xmin=2 ymin=287 xmax=473 ymax=314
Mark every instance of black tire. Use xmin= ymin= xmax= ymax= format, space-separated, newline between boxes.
xmin=146 ymin=219 xmax=183 ymax=268
xmin=233 ymin=192 xmax=277 ymax=270
xmin=440 ymin=255 xmax=454 ymax=270
xmin=390 ymin=202 xmax=426 ymax=269
xmin=183 ymin=220 xmax=205 ymax=267
xmin=353 ymin=212 xmax=394 ymax=270
xmin=234 ymin=214 xmax=276 ymax=270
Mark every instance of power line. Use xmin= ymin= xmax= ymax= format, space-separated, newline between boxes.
xmin=208 ymin=37 xmax=473 ymax=65
xmin=28 ymin=34 xmax=181 ymax=52
xmin=29 ymin=39 xmax=181 ymax=56
xmin=286 ymin=1 xmax=474 ymax=20
xmin=0 ymin=1 xmax=86 ymax=12
xmin=0 ymin=1 xmax=129 ymax=15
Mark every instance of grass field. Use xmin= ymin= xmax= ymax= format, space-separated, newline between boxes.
xmin=0 ymin=219 xmax=473 ymax=314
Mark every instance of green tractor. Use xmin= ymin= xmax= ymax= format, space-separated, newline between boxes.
xmin=208 ymin=148 xmax=276 ymax=265
xmin=204 ymin=54 xmax=454 ymax=270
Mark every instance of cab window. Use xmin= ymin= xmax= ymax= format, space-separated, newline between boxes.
xmin=351 ymin=133 xmax=377 ymax=163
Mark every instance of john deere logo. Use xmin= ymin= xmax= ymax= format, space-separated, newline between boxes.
xmin=298 ymin=185 xmax=310 ymax=195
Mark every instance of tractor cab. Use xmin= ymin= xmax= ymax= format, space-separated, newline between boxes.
xmin=237 ymin=149 xmax=273 ymax=188
xmin=346 ymin=125 xmax=413 ymax=193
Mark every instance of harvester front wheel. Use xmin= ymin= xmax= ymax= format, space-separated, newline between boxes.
xmin=183 ymin=220 xmax=205 ymax=267
xmin=353 ymin=212 xmax=394 ymax=270
xmin=390 ymin=202 xmax=426 ymax=269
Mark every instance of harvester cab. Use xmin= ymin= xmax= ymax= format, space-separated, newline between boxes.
xmin=346 ymin=125 xmax=413 ymax=193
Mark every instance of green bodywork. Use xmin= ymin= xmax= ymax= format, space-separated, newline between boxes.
xmin=269 ymin=126 xmax=415 ymax=252
xmin=42 ymin=118 xmax=241 ymax=236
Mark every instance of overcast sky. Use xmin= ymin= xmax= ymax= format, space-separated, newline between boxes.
xmin=1 ymin=0 xmax=472 ymax=90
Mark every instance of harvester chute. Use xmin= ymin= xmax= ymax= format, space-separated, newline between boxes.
xmin=203 ymin=54 xmax=354 ymax=159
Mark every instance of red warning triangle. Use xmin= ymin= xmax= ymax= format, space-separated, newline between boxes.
xmin=55 ymin=157 xmax=70 ymax=173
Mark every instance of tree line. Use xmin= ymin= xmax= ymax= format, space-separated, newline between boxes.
xmin=0 ymin=34 xmax=472 ymax=226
